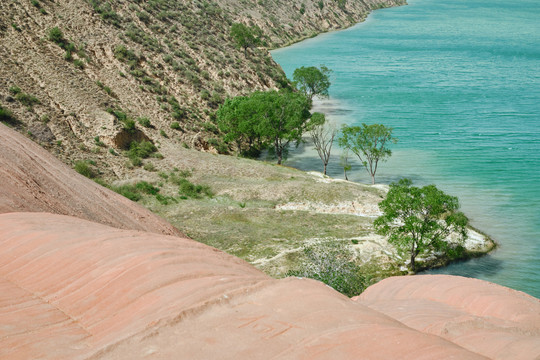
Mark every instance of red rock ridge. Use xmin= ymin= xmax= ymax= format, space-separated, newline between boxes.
xmin=0 ymin=123 xmax=182 ymax=237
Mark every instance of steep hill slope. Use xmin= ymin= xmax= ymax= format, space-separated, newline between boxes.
xmin=0 ymin=0 xmax=404 ymax=179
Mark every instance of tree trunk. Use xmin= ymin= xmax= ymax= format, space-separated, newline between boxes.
xmin=410 ymin=242 xmax=416 ymax=273
xmin=371 ymin=173 xmax=375 ymax=185
xmin=323 ymin=163 xmax=327 ymax=175
xmin=344 ymin=169 xmax=348 ymax=181
xmin=410 ymin=252 xmax=416 ymax=273
xmin=276 ymin=142 xmax=282 ymax=165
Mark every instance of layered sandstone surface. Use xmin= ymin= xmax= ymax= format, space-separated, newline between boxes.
xmin=0 ymin=123 xmax=181 ymax=236
xmin=1 ymin=212 xmax=539 ymax=359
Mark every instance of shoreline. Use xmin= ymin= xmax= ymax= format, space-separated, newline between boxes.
xmin=269 ymin=0 xmax=408 ymax=51
xmin=274 ymin=170 xmax=497 ymax=273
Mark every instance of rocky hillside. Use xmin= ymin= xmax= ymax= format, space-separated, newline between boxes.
xmin=0 ymin=0 xmax=404 ymax=179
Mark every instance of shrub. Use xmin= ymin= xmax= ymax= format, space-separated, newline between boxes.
xmin=158 ymin=171 xmax=168 ymax=179
xmin=170 ymin=121 xmax=181 ymax=130
xmin=0 ymin=106 xmax=19 ymax=125
xmin=137 ymin=117 xmax=152 ymax=127
xmin=9 ymin=86 xmax=21 ymax=95
xmin=73 ymin=59 xmax=84 ymax=69
xmin=143 ymin=162 xmax=156 ymax=171
xmin=177 ymin=178 xmax=213 ymax=198
xmin=155 ymin=193 xmax=175 ymax=205
xmin=15 ymin=93 xmax=40 ymax=107
xmin=110 ymin=184 xmax=141 ymax=201
xmin=74 ymin=160 xmax=96 ymax=178
xmin=130 ymin=156 xmax=142 ymax=166
xmin=123 ymin=119 xmax=136 ymax=132
xmin=200 ymin=89 xmax=210 ymax=100
xmin=114 ymin=45 xmax=137 ymax=62
xmin=202 ymin=122 xmax=218 ymax=133
xmin=137 ymin=11 xmax=150 ymax=23
xmin=127 ymin=140 xmax=157 ymax=159
xmin=94 ymin=136 xmax=105 ymax=147
xmin=48 ymin=27 xmax=65 ymax=45
xmin=135 ymin=181 xmax=159 ymax=195
xmin=287 ymin=242 xmax=366 ymax=297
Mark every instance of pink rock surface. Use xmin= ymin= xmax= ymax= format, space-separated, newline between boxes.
xmin=2 ymin=213 xmax=539 ymax=359
xmin=0 ymin=123 xmax=181 ymax=236
xmin=358 ymin=275 xmax=540 ymax=359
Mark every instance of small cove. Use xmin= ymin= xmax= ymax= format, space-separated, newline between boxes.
xmin=271 ymin=0 xmax=540 ymax=297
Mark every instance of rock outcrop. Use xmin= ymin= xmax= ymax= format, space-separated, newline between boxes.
xmin=0 ymin=123 xmax=181 ymax=236
xmin=359 ymin=275 xmax=540 ymax=360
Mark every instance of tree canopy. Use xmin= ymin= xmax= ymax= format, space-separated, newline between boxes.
xmin=216 ymin=90 xmax=312 ymax=164
xmin=230 ymin=23 xmax=258 ymax=56
xmin=374 ymin=179 xmax=469 ymax=273
xmin=292 ymin=65 xmax=332 ymax=102
xmin=215 ymin=95 xmax=262 ymax=156
xmin=338 ymin=123 xmax=396 ymax=184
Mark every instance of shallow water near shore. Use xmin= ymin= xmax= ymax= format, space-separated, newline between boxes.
xmin=271 ymin=0 xmax=540 ymax=297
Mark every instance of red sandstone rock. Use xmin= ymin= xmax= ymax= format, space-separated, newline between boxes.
xmin=358 ymin=275 xmax=540 ymax=360
xmin=0 ymin=213 xmax=470 ymax=359
xmin=2 ymin=213 xmax=539 ymax=359
xmin=0 ymin=123 xmax=182 ymax=236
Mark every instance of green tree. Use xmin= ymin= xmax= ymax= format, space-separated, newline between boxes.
xmin=292 ymin=65 xmax=332 ymax=102
xmin=255 ymin=90 xmax=311 ymax=165
xmin=374 ymin=179 xmax=469 ymax=273
xmin=216 ymin=95 xmax=262 ymax=156
xmin=338 ymin=123 xmax=396 ymax=184
xmin=230 ymin=23 xmax=258 ymax=56
xmin=308 ymin=112 xmax=336 ymax=175
xmin=216 ymin=90 xmax=312 ymax=164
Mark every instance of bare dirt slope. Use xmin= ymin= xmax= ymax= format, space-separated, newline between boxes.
xmin=0 ymin=123 xmax=181 ymax=236
xmin=1 ymin=212 xmax=538 ymax=359
xmin=0 ymin=0 xmax=404 ymax=179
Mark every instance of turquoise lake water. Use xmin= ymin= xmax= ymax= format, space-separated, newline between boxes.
xmin=271 ymin=0 xmax=540 ymax=298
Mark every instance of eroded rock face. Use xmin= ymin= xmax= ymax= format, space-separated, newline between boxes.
xmin=1 ymin=212 xmax=539 ymax=359
xmin=0 ymin=123 xmax=181 ymax=236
